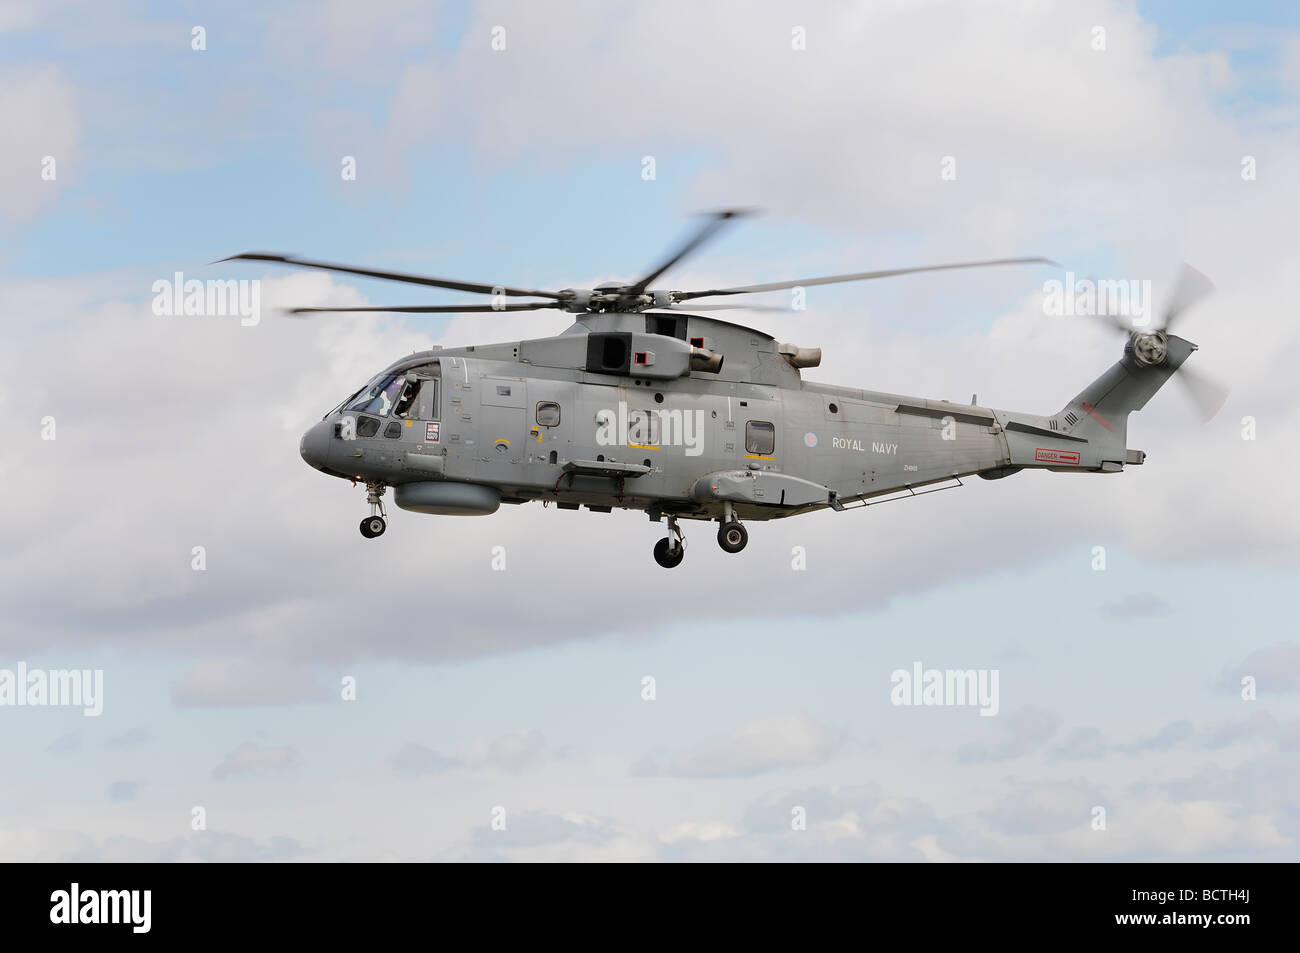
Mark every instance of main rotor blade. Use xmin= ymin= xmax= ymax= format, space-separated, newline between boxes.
xmin=628 ymin=208 xmax=753 ymax=294
xmin=218 ymin=252 xmax=565 ymax=300
xmin=671 ymin=303 xmax=793 ymax=313
xmin=1175 ymin=364 xmax=1229 ymax=423
xmin=674 ymin=256 xmax=1057 ymax=301
xmin=286 ymin=302 xmax=563 ymax=315
xmin=1161 ymin=263 xmax=1215 ymax=332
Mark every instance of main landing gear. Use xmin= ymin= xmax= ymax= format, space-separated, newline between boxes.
xmin=653 ymin=516 xmax=686 ymax=568
xmin=716 ymin=501 xmax=747 ymax=554
xmin=359 ymin=482 xmax=388 ymax=539
xmin=651 ymin=508 xmax=749 ymax=567
xmin=717 ymin=521 xmax=748 ymax=553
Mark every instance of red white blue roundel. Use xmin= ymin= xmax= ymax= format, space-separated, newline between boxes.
xmin=804 ymin=432 xmax=818 ymax=448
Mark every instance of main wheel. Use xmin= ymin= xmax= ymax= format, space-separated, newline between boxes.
xmin=653 ymin=537 xmax=685 ymax=568
xmin=360 ymin=516 xmax=386 ymax=538
xmin=717 ymin=521 xmax=747 ymax=553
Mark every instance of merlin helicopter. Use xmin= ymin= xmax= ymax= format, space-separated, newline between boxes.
xmin=222 ymin=210 xmax=1225 ymax=567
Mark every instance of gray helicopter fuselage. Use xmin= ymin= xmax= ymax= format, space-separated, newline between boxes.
xmin=300 ymin=312 xmax=1187 ymax=525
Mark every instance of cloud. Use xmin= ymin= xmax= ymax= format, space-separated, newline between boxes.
xmin=0 ymin=825 xmax=311 ymax=862
xmin=1205 ymin=711 xmax=1286 ymax=749
xmin=45 ymin=731 xmax=81 ymax=755
xmin=212 ymin=741 xmax=299 ymax=781
xmin=956 ymin=707 xmax=1061 ymax=763
xmin=4 ymin=1 xmax=1300 ymax=864
xmin=107 ymin=780 xmax=138 ymax=802
xmin=104 ymin=726 xmax=152 ymax=748
xmin=1130 ymin=719 xmax=1196 ymax=751
xmin=396 ymin=730 xmax=551 ymax=776
xmin=469 ymin=810 xmax=615 ymax=851
xmin=1049 ymin=725 xmax=1108 ymax=761
xmin=1099 ymin=593 xmax=1171 ymax=619
xmin=978 ymin=778 xmax=1107 ymax=838
xmin=661 ymin=782 xmax=939 ymax=861
xmin=0 ymin=64 xmax=79 ymax=224
xmin=172 ymin=657 xmax=333 ymax=707
xmin=392 ymin=742 xmax=459 ymax=777
xmin=479 ymin=729 xmax=549 ymax=773
xmin=1221 ymin=643 xmax=1300 ymax=693
xmin=635 ymin=713 xmax=843 ymax=778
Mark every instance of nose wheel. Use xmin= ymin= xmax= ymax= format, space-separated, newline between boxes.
xmin=653 ymin=516 xmax=686 ymax=568
xmin=359 ymin=482 xmax=388 ymax=539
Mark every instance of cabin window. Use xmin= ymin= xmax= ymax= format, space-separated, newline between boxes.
xmin=356 ymin=415 xmax=381 ymax=438
xmin=745 ymin=420 xmax=775 ymax=455
xmin=536 ymin=401 xmax=561 ymax=427
xmin=384 ymin=421 xmax=402 ymax=438
xmin=627 ymin=410 xmax=660 ymax=447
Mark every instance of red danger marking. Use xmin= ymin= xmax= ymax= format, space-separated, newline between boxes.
xmin=1035 ymin=448 xmax=1081 ymax=465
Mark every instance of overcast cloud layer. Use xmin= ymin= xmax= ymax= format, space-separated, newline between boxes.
xmin=1 ymin=0 xmax=1298 ymax=861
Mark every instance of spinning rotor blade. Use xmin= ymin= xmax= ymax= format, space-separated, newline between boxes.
xmin=218 ymin=252 xmax=565 ymax=300
xmin=674 ymin=257 xmax=1057 ymax=301
xmin=672 ymin=303 xmax=793 ymax=313
xmin=1161 ymin=263 xmax=1215 ymax=332
xmin=629 ymin=208 xmax=753 ymax=294
xmin=286 ymin=302 xmax=563 ymax=315
xmin=1089 ymin=311 xmax=1146 ymax=335
xmin=1175 ymin=364 xmax=1230 ymax=423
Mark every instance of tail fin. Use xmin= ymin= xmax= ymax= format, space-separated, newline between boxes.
xmin=1058 ymin=334 xmax=1195 ymax=449
xmin=1000 ymin=334 xmax=1196 ymax=473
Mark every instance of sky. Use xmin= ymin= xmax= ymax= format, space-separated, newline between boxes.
xmin=1 ymin=0 xmax=1298 ymax=861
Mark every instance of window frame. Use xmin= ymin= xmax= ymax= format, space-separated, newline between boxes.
xmin=745 ymin=419 xmax=775 ymax=456
xmin=535 ymin=400 xmax=562 ymax=428
xmin=627 ymin=409 xmax=661 ymax=448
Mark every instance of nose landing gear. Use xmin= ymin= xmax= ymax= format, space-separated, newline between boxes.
xmin=653 ymin=516 xmax=686 ymax=568
xmin=359 ymin=482 xmax=388 ymax=538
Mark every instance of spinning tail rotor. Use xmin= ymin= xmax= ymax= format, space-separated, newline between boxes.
xmin=1089 ymin=264 xmax=1229 ymax=422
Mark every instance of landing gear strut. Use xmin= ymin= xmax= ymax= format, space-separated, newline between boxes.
xmin=359 ymin=482 xmax=388 ymax=538
xmin=653 ymin=516 xmax=686 ymax=568
xmin=717 ymin=502 xmax=747 ymax=553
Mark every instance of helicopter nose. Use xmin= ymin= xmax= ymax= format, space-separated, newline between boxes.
xmin=300 ymin=420 xmax=334 ymax=471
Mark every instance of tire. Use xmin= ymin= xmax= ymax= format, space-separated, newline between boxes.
xmin=717 ymin=521 xmax=747 ymax=553
xmin=361 ymin=516 xmax=386 ymax=538
xmin=653 ymin=536 xmax=685 ymax=568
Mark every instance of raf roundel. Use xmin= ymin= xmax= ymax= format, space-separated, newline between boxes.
xmin=804 ymin=432 xmax=818 ymax=448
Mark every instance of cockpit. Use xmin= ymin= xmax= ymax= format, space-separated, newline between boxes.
xmin=328 ymin=361 xmax=441 ymax=421
xmin=346 ymin=373 xmax=406 ymax=416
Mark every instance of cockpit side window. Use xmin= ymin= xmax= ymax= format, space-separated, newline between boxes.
xmin=418 ymin=379 xmax=439 ymax=420
xmin=393 ymin=379 xmax=421 ymax=419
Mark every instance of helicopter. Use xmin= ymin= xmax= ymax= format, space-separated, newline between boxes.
xmin=221 ymin=210 xmax=1225 ymax=568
